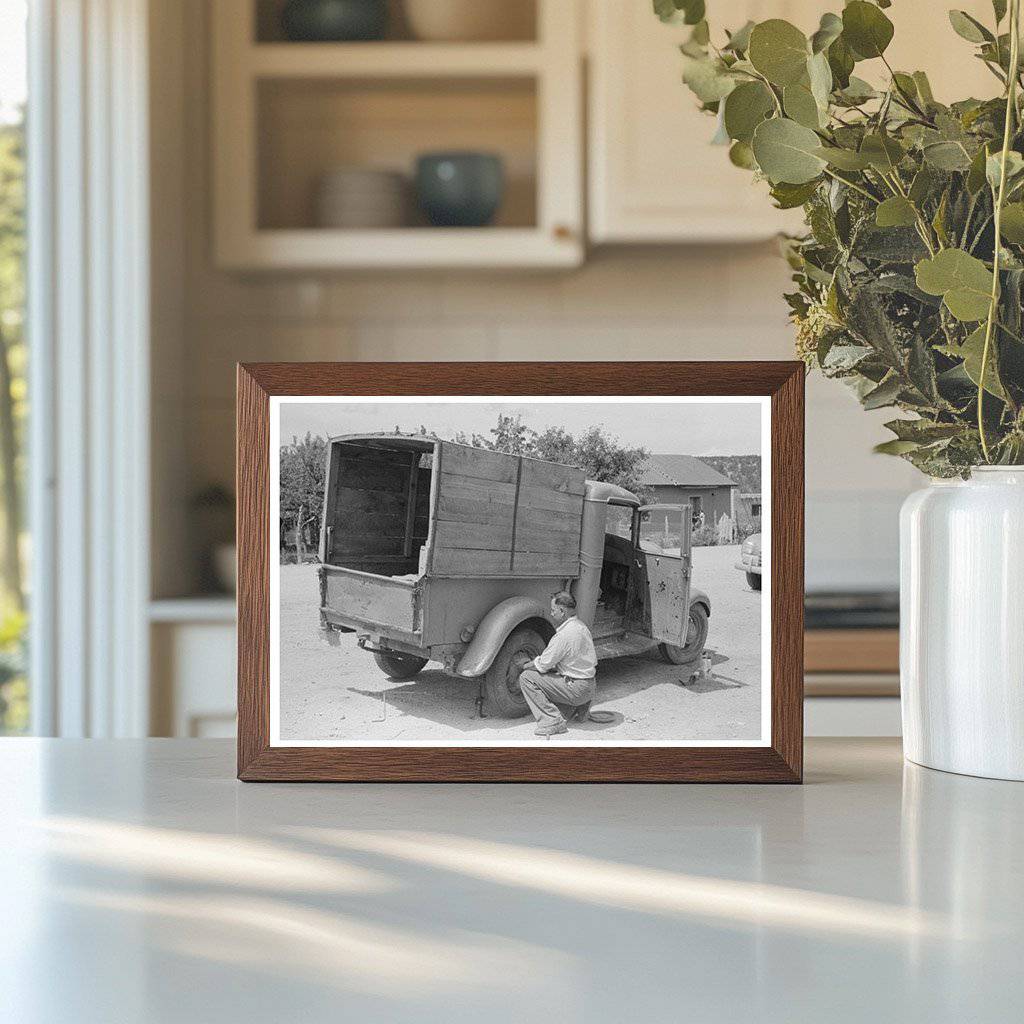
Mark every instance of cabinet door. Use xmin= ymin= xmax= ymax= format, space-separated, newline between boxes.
xmin=588 ymin=1 xmax=813 ymax=243
xmin=588 ymin=1 xmax=1002 ymax=245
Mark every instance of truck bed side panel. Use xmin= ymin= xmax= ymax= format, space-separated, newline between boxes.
xmin=513 ymin=459 xmax=585 ymax=576
xmin=430 ymin=443 xmax=520 ymax=576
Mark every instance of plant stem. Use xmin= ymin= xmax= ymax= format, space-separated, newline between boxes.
xmin=979 ymin=0 xmax=1021 ymax=463
xmin=821 ymin=167 xmax=879 ymax=203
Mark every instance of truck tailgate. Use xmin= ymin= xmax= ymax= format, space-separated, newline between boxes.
xmin=323 ymin=567 xmax=419 ymax=635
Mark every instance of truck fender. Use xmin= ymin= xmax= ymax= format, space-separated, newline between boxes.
xmin=691 ymin=588 xmax=711 ymax=617
xmin=456 ymin=596 xmax=553 ymax=678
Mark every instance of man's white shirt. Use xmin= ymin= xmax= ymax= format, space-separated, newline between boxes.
xmin=533 ymin=616 xmax=597 ymax=679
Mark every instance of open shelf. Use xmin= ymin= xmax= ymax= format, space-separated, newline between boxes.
xmin=249 ymin=42 xmax=544 ymax=78
xmin=257 ymin=76 xmax=537 ymax=232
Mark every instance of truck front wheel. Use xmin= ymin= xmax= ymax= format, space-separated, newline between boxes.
xmin=373 ymin=651 xmax=428 ymax=681
xmin=483 ymin=626 xmax=546 ymax=718
xmin=660 ymin=604 xmax=710 ymax=665
xmin=746 ymin=572 xmax=762 ymax=591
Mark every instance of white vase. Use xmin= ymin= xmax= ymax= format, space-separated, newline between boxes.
xmin=900 ymin=467 xmax=1024 ymax=780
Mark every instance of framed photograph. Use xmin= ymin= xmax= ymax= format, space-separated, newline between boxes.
xmin=237 ymin=362 xmax=803 ymax=782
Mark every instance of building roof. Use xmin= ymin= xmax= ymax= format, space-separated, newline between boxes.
xmin=638 ymin=454 xmax=737 ymax=488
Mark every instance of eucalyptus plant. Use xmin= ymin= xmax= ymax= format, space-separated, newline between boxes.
xmin=659 ymin=0 xmax=1024 ymax=474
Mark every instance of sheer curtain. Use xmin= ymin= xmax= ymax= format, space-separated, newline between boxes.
xmin=28 ymin=0 xmax=150 ymax=736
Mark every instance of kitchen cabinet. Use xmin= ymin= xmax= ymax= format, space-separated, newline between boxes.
xmin=587 ymin=0 xmax=998 ymax=244
xmin=211 ymin=0 xmax=583 ymax=269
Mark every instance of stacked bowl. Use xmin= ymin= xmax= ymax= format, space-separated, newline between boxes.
xmin=314 ymin=167 xmax=409 ymax=229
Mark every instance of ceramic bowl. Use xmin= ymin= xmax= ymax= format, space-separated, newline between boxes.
xmin=415 ymin=152 xmax=504 ymax=227
xmin=280 ymin=0 xmax=388 ymax=42
xmin=315 ymin=167 xmax=409 ymax=228
xmin=404 ymin=0 xmax=534 ymax=42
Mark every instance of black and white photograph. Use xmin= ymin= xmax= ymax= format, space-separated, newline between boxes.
xmin=269 ymin=396 xmax=770 ymax=746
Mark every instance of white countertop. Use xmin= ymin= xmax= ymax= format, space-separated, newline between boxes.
xmin=2 ymin=738 xmax=1021 ymax=1023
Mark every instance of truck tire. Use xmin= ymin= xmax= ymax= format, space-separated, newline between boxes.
xmin=659 ymin=604 xmax=710 ymax=665
xmin=483 ymin=625 xmax=546 ymax=718
xmin=373 ymin=650 xmax=428 ymax=681
xmin=746 ymin=572 xmax=762 ymax=591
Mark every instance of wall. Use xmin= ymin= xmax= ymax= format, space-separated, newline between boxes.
xmin=151 ymin=0 xmax=922 ymax=599
xmin=646 ymin=485 xmax=733 ymax=530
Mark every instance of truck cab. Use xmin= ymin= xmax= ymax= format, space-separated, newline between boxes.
xmin=318 ymin=433 xmax=710 ymax=717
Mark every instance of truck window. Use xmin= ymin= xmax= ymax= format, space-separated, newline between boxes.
xmin=640 ymin=507 xmax=685 ymax=553
xmin=604 ymin=504 xmax=634 ymax=541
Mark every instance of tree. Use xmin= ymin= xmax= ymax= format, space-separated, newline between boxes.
xmin=279 ymin=433 xmax=328 ymax=554
xmin=463 ymin=415 xmax=652 ymax=497
xmin=0 ymin=114 xmax=25 ymax=609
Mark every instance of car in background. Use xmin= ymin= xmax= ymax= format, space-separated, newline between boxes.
xmin=737 ymin=533 xmax=761 ymax=590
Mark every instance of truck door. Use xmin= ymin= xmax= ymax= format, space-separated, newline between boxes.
xmin=625 ymin=504 xmax=692 ymax=647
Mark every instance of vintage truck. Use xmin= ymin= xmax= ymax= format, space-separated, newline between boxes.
xmin=317 ymin=433 xmax=711 ymax=717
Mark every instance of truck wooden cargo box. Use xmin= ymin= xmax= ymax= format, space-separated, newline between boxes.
xmin=318 ymin=433 xmax=710 ymax=717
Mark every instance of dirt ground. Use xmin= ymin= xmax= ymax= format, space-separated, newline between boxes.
xmin=278 ymin=544 xmax=764 ymax=743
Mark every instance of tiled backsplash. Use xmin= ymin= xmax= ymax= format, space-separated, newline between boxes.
xmin=167 ymin=248 xmax=918 ymax=595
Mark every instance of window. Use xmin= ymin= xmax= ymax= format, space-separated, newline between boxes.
xmin=604 ymin=503 xmax=634 ymax=541
xmin=0 ymin=1 xmax=27 ymax=734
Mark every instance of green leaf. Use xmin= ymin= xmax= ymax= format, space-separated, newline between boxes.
xmin=681 ymin=55 xmax=736 ymax=103
xmin=827 ymin=35 xmax=855 ymax=89
xmin=909 ymin=165 xmax=936 ymax=205
xmin=807 ymin=51 xmax=833 ymax=110
xmin=748 ymin=19 xmax=810 ymax=87
xmin=723 ymin=81 xmax=775 ymax=143
xmin=959 ymin=324 xmax=1006 ymax=398
xmin=884 ymin=418 xmax=963 ymax=443
xmin=810 ymin=12 xmax=843 ymax=54
xmin=860 ymin=133 xmax=905 ymax=172
xmin=783 ymin=83 xmax=822 ymax=128
xmin=932 ymin=190 xmax=950 ymax=247
xmin=875 ymin=196 xmax=918 ymax=228
xmin=862 ymin=374 xmax=902 ymax=410
xmin=892 ymin=72 xmax=919 ymax=102
xmin=948 ymin=10 xmax=993 ymax=44
xmin=986 ymin=150 xmax=1024 ymax=190
xmin=728 ymin=140 xmax=758 ymax=169
xmin=993 ymin=0 xmax=1008 ymax=24
xmin=689 ymin=20 xmax=710 ymax=46
xmin=915 ymin=249 xmax=994 ymax=321
xmin=967 ymin=142 xmax=993 ymax=193
xmin=724 ymin=20 xmax=755 ymax=53
xmin=912 ymin=71 xmax=935 ymax=105
xmin=654 ymin=0 xmax=705 ymax=25
xmin=752 ymin=117 xmax=827 ymax=184
xmin=1000 ymin=202 xmax=1024 ymax=242
xmin=923 ymin=140 xmax=972 ymax=171
xmin=653 ymin=0 xmax=677 ymax=23
xmin=837 ymin=75 xmax=877 ymax=104
xmin=681 ymin=0 xmax=705 ymax=26
xmin=770 ymin=179 xmax=820 ymax=209
xmin=842 ymin=1 xmax=894 ymax=60
xmin=874 ymin=439 xmax=922 ymax=455
xmin=814 ymin=146 xmax=872 ymax=170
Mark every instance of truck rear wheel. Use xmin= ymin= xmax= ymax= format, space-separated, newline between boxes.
xmin=660 ymin=604 xmax=709 ymax=665
xmin=483 ymin=626 xmax=546 ymax=718
xmin=373 ymin=650 xmax=428 ymax=681
xmin=746 ymin=572 xmax=762 ymax=591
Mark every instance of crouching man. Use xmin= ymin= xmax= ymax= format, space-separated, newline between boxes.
xmin=519 ymin=591 xmax=596 ymax=737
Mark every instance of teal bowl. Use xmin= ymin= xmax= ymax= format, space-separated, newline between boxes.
xmin=281 ymin=0 xmax=388 ymax=42
xmin=415 ymin=152 xmax=505 ymax=228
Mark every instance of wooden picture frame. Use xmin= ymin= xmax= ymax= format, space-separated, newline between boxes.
xmin=237 ymin=362 xmax=804 ymax=782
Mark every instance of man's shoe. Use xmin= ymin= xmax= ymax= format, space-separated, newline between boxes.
xmin=535 ymin=720 xmax=568 ymax=737
xmin=571 ymin=702 xmax=592 ymax=723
